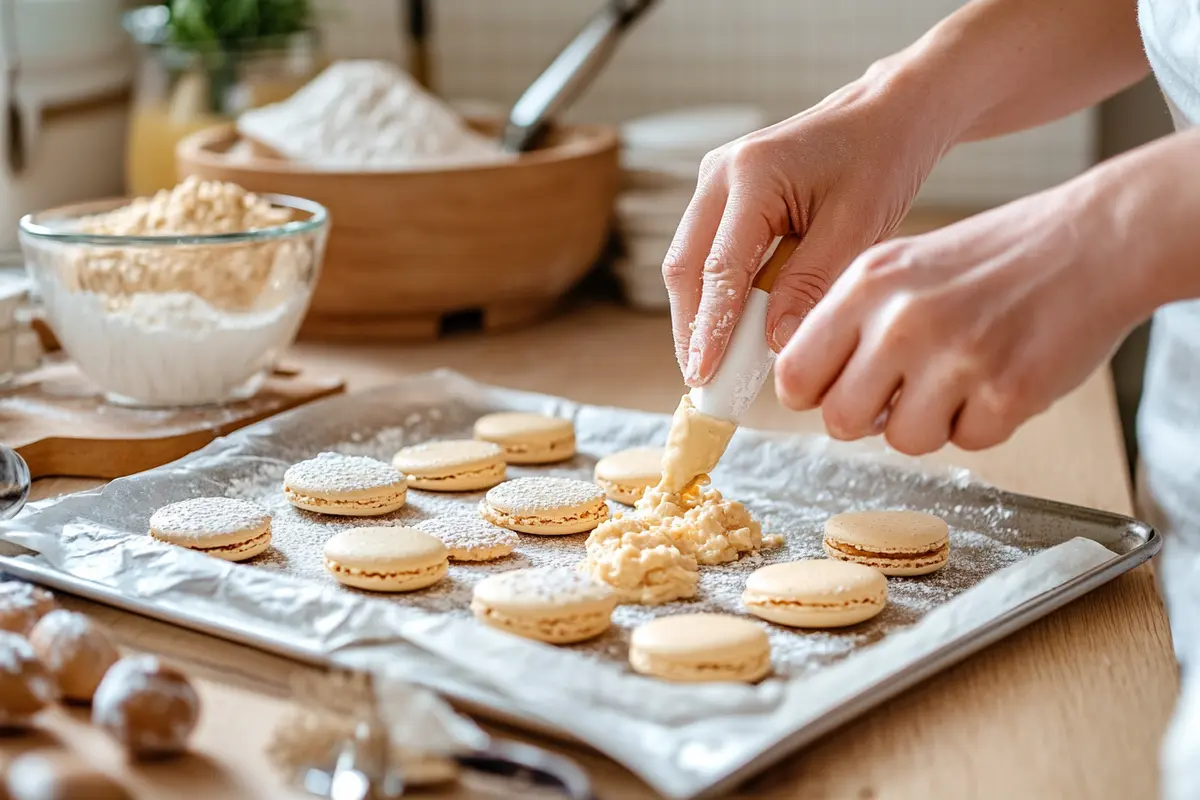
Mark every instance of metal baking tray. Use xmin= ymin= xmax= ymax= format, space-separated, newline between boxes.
xmin=0 ymin=372 xmax=1160 ymax=798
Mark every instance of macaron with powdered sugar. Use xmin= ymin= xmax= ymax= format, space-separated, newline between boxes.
xmin=480 ymin=477 xmax=609 ymax=535
xmin=149 ymin=497 xmax=272 ymax=561
xmin=471 ymin=567 xmax=616 ymax=643
xmin=283 ymin=452 xmax=407 ymax=516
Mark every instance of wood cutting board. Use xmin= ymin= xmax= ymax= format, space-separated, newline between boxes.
xmin=3 ymin=360 xmax=344 ymax=479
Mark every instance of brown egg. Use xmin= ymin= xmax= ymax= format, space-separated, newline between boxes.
xmin=5 ymin=751 xmax=130 ymax=800
xmin=0 ymin=584 xmax=56 ymax=637
xmin=28 ymin=611 xmax=119 ymax=704
xmin=0 ymin=632 xmax=58 ymax=730
xmin=91 ymin=655 xmax=199 ymax=758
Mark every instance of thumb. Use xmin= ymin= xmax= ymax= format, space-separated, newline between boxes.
xmin=765 ymin=215 xmax=875 ymax=352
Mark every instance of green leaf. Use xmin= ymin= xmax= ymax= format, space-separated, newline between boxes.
xmin=167 ymin=0 xmax=312 ymax=48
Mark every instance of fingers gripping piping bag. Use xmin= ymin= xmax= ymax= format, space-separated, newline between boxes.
xmin=663 ymin=235 xmax=801 ymax=490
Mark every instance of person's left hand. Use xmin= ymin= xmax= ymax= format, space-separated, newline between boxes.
xmin=773 ymin=177 xmax=1149 ymax=455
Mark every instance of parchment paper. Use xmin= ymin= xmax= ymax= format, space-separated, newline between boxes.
xmin=0 ymin=370 xmax=1119 ymax=798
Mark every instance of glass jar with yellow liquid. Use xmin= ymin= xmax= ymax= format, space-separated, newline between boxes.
xmin=122 ymin=5 xmax=323 ymax=196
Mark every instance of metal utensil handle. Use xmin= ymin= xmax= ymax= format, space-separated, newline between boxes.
xmin=502 ymin=0 xmax=657 ymax=153
xmin=455 ymin=739 xmax=597 ymax=800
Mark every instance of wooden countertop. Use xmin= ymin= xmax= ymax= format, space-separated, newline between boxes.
xmin=17 ymin=301 xmax=1178 ymax=799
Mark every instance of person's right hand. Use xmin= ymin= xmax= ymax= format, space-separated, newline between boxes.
xmin=663 ymin=64 xmax=955 ymax=386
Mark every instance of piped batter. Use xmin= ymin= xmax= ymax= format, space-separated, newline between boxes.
xmin=580 ymin=393 xmax=779 ymax=604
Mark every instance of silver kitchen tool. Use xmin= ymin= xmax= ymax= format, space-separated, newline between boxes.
xmin=0 ymin=446 xmax=29 ymax=520
xmin=503 ymin=0 xmax=658 ymax=153
xmin=456 ymin=740 xmax=596 ymax=800
xmin=285 ymin=668 xmax=594 ymax=799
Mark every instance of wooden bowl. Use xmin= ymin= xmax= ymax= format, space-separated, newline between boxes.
xmin=176 ymin=122 xmax=620 ymax=340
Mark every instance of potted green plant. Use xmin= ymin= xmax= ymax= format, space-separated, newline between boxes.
xmin=123 ymin=1 xmax=324 ymax=194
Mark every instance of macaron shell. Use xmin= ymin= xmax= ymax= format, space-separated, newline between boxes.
xmin=473 ymin=412 xmax=576 ymax=464
xmin=404 ymin=462 xmax=506 ymax=492
xmin=323 ymin=527 xmax=448 ymax=592
xmin=742 ymin=559 xmax=888 ymax=628
xmin=471 ymin=567 xmax=616 ymax=643
xmin=823 ymin=510 xmax=949 ymax=552
xmin=593 ymin=447 xmax=663 ymax=504
xmin=594 ymin=478 xmax=644 ymax=506
xmin=628 ymin=647 xmax=772 ymax=683
xmin=480 ymin=502 xmax=607 ymax=535
xmin=470 ymin=602 xmax=612 ymax=644
xmin=328 ymin=561 xmax=448 ymax=592
xmin=393 ymin=440 xmax=507 ymax=491
xmin=148 ymin=497 xmax=271 ymax=550
xmin=500 ymin=437 xmax=576 ymax=465
xmin=283 ymin=453 xmax=408 ymax=516
xmin=594 ymin=446 xmax=664 ymax=480
xmin=285 ymin=487 xmax=408 ymax=516
xmin=628 ymin=613 xmax=772 ymax=683
xmin=744 ymin=595 xmax=885 ymax=628
xmin=156 ymin=530 xmax=273 ymax=562
xmin=481 ymin=477 xmax=609 ymax=535
xmin=823 ymin=540 xmax=950 ymax=576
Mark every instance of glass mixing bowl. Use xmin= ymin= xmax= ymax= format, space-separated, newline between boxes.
xmin=19 ymin=195 xmax=328 ymax=407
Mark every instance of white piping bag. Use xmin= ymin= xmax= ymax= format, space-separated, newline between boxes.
xmin=688 ymin=235 xmax=801 ymax=423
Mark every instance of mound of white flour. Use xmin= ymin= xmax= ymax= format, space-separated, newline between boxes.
xmin=237 ymin=60 xmax=509 ymax=170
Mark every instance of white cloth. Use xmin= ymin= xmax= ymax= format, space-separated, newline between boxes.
xmin=1138 ymin=0 xmax=1200 ymax=652
xmin=1137 ymin=2 xmax=1200 ymax=797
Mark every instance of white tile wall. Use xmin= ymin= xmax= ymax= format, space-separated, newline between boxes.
xmin=320 ymin=0 xmax=1096 ymax=207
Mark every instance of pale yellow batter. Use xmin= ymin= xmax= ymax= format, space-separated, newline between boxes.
xmin=580 ymin=394 xmax=780 ymax=604
xmin=658 ymin=394 xmax=738 ymax=493
xmin=580 ymin=513 xmax=700 ymax=605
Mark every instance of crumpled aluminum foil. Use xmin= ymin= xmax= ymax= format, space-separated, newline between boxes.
xmin=0 ymin=370 xmax=1121 ymax=798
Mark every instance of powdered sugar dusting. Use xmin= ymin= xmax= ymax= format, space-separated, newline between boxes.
xmin=475 ymin=567 xmax=615 ymax=606
xmin=283 ymin=452 xmax=405 ymax=494
xmin=0 ymin=630 xmax=38 ymax=674
xmin=414 ymin=516 xmax=517 ymax=560
xmin=0 ymin=582 xmax=56 ymax=635
xmin=149 ymin=497 xmax=269 ymax=537
xmin=485 ymin=477 xmax=605 ymax=513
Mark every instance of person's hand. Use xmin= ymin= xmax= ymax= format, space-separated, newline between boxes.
xmin=773 ymin=177 xmax=1147 ymax=455
xmin=662 ymin=65 xmax=953 ymax=386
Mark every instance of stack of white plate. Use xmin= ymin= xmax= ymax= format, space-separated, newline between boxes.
xmin=614 ymin=106 xmax=767 ymax=311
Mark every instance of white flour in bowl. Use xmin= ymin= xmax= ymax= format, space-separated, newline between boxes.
xmin=30 ymin=178 xmax=318 ymax=406
xmin=236 ymin=60 xmax=510 ymax=170
xmin=39 ymin=286 xmax=306 ymax=407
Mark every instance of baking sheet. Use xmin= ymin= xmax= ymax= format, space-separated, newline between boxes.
xmin=0 ymin=370 xmax=1158 ymax=798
